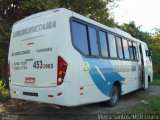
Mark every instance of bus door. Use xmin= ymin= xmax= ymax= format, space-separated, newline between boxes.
xmin=139 ymin=44 xmax=148 ymax=89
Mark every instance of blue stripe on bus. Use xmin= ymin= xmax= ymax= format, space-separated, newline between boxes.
xmin=82 ymin=57 xmax=125 ymax=96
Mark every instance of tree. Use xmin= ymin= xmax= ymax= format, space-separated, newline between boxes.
xmin=151 ymin=47 xmax=160 ymax=76
xmin=149 ymin=34 xmax=160 ymax=49
xmin=149 ymin=31 xmax=160 ymax=76
xmin=58 ymin=0 xmax=115 ymax=26
xmin=0 ymin=0 xmax=115 ymax=26
xmin=116 ymin=21 xmax=151 ymax=42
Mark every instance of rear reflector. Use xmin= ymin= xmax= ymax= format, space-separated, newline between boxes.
xmin=57 ymin=56 xmax=67 ymax=86
xmin=57 ymin=92 xmax=62 ymax=96
xmin=80 ymin=87 xmax=84 ymax=90
xmin=80 ymin=93 xmax=84 ymax=95
xmin=25 ymin=77 xmax=35 ymax=84
xmin=48 ymin=95 xmax=53 ymax=98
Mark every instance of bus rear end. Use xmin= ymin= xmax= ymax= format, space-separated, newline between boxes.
xmin=8 ymin=9 xmax=71 ymax=106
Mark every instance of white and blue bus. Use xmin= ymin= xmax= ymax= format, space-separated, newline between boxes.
xmin=8 ymin=8 xmax=153 ymax=107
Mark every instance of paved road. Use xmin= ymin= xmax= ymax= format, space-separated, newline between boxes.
xmin=0 ymin=86 xmax=160 ymax=120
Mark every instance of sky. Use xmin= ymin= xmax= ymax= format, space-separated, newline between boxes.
xmin=111 ymin=0 xmax=160 ymax=32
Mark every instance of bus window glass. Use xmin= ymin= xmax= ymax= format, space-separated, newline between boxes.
xmin=88 ymin=27 xmax=99 ymax=56
xmin=71 ymin=21 xmax=89 ymax=55
xmin=128 ymin=41 xmax=134 ymax=60
xmin=108 ymin=33 xmax=117 ymax=58
xmin=122 ymin=39 xmax=130 ymax=59
xmin=99 ymin=31 xmax=109 ymax=57
xmin=136 ymin=44 xmax=140 ymax=60
xmin=116 ymin=37 xmax=124 ymax=59
xmin=133 ymin=42 xmax=138 ymax=60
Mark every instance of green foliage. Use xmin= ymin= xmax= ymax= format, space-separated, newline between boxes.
xmin=150 ymin=47 xmax=160 ymax=75
xmin=150 ymin=34 xmax=160 ymax=50
xmin=0 ymin=79 xmax=10 ymax=102
xmin=0 ymin=80 xmax=5 ymax=90
xmin=116 ymin=21 xmax=151 ymax=42
xmin=150 ymin=79 xmax=160 ymax=86
xmin=0 ymin=21 xmax=10 ymax=42
xmin=147 ymin=32 xmax=160 ymax=76
xmin=57 ymin=0 xmax=115 ymax=26
xmin=0 ymin=0 xmax=115 ymax=26
xmin=0 ymin=56 xmax=7 ymax=86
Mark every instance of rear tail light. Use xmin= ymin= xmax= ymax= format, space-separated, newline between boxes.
xmin=7 ymin=63 xmax=11 ymax=82
xmin=57 ymin=56 xmax=67 ymax=86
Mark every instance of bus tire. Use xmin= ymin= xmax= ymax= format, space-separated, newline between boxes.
xmin=107 ymin=85 xmax=119 ymax=107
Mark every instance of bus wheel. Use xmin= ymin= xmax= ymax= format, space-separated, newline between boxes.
xmin=107 ymin=85 xmax=119 ymax=107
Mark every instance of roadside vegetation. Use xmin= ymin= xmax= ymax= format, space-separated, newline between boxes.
xmin=0 ymin=79 xmax=10 ymax=102
xmin=127 ymin=96 xmax=160 ymax=114
xmin=150 ymin=79 xmax=160 ymax=86
xmin=126 ymin=81 xmax=160 ymax=114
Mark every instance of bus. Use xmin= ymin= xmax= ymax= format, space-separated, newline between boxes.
xmin=8 ymin=8 xmax=153 ymax=107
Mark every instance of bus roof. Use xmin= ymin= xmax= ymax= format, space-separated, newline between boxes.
xmin=14 ymin=8 xmax=144 ymax=44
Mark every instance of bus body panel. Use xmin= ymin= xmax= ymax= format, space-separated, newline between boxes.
xmin=10 ymin=82 xmax=70 ymax=106
xmin=9 ymin=8 xmax=73 ymax=106
xmin=10 ymin=11 xmax=59 ymax=87
xmin=141 ymin=43 xmax=153 ymax=89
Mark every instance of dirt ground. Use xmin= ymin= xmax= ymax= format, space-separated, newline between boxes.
xmin=0 ymin=85 xmax=160 ymax=120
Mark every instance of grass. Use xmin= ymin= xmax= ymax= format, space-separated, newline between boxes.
xmin=123 ymin=79 xmax=160 ymax=114
xmin=150 ymin=79 xmax=160 ymax=86
xmin=129 ymin=96 xmax=160 ymax=114
xmin=127 ymin=79 xmax=160 ymax=113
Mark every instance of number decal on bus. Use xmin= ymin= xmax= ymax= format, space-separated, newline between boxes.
xmin=33 ymin=61 xmax=53 ymax=69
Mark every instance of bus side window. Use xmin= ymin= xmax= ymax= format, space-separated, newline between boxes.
xmin=136 ymin=43 xmax=139 ymax=60
xmin=122 ymin=39 xmax=130 ymax=60
xmin=108 ymin=33 xmax=117 ymax=58
xmin=99 ymin=31 xmax=109 ymax=57
xmin=116 ymin=37 xmax=124 ymax=59
xmin=128 ymin=41 xmax=134 ymax=60
xmin=133 ymin=42 xmax=138 ymax=60
xmin=88 ymin=27 xmax=99 ymax=56
xmin=71 ymin=21 xmax=89 ymax=55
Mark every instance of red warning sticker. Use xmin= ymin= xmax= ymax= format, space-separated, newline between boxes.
xmin=25 ymin=77 xmax=35 ymax=84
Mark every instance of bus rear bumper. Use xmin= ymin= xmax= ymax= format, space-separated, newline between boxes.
xmin=10 ymin=82 xmax=70 ymax=106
